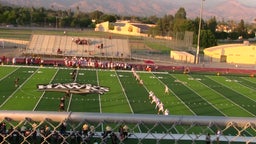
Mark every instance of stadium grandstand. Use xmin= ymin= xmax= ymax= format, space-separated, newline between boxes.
xmin=25 ymin=34 xmax=131 ymax=59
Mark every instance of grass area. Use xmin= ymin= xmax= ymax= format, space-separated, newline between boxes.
xmin=0 ymin=28 xmax=32 ymax=40
xmin=0 ymin=65 xmax=255 ymax=143
xmin=0 ymin=65 xmax=255 ymax=117
xmin=145 ymin=41 xmax=171 ymax=54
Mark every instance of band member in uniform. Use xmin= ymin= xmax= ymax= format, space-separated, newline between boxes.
xmin=59 ymin=96 xmax=65 ymax=111
xmin=139 ymin=79 xmax=144 ymax=85
xmin=14 ymin=78 xmax=19 ymax=87
xmin=148 ymin=91 xmax=154 ymax=100
xmin=164 ymin=85 xmax=169 ymax=94
xmin=65 ymin=90 xmax=71 ymax=98
xmin=164 ymin=109 xmax=169 ymax=115
xmin=157 ymin=102 xmax=165 ymax=115
xmin=59 ymin=102 xmax=65 ymax=112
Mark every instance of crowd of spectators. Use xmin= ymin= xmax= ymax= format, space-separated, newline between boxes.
xmin=0 ymin=55 xmax=136 ymax=71
xmin=0 ymin=122 xmax=130 ymax=144
xmin=0 ymin=55 xmax=44 ymax=66
xmin=63 ymin=56 xmax=132 ymax=70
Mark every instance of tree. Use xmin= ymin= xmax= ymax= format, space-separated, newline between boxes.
xmin=236 ymin=19 xmax=246 ymax=33
xmin=173 ymin=7 xmax=188 ymax=33
xmin=207 ymin=16 xmax=217 ymax=34
xmin=79 ymin=17 xmax=92 ymax=28
xmin=173 ymin=19 xmax=189 ymax=32
xmin=200 ymin=30 xmax=217 ymax=48
xmin=89 ymin=10 xmax=104 ymax=23
xmin=174 ymin=7 xmax=186 ymax=19
xmin=154 ymin=19 xmax=164 ymax=36
xmin=99 ymin=14 xmax=117 ymax=23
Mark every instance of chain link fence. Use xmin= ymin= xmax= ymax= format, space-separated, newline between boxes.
xmin=0 ymin=111 xmax=255 ymax=144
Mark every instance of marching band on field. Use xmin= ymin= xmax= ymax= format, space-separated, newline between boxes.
xmin=132 ymin=68 xmax=169 ymax=115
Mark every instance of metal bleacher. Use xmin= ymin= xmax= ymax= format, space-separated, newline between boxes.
xmin=46 ymin=35 xmax=56 ymax=55
xmin=26 ymin=34 xmax=131 ymax=58
xmin=53 ymin=35 xmax=62 ymax=53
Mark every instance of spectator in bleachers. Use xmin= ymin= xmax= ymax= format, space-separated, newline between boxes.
xmin=123 ymin=125 xmax=129 ymax=140
xmin=57 ymin=48 xmax=62 ymax=54
xmin=44 ymin=125 xmax=51 ymax=142
xmin=31 ymin=123 xmax=38 ymax=143
xmin=119 ymin=125 xmax=124 ymax=140
xmin=102 ymin=125 xmax=112 ymax=144
xmin=205 ymin=133 xmax=211 ymax=144
xmin=60 ymin=122 xmax=67 ymax=135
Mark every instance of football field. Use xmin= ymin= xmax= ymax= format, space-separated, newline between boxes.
xmin=0 ymin=65 xmax=256 ymax=117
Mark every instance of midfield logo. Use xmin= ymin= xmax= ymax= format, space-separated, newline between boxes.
xmin=37 ymin=83 xmax=109 ymax=94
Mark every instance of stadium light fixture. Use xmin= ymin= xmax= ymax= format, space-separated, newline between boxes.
xmin=195 ymin=0 xmax=205 ymax=64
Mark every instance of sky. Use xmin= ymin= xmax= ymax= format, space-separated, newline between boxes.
xmin=203 ymin=0 xmax=256 ymax=7
xmin=1 ymin=0 xmax=256 ymax=22
xmin=173 ymin=0 xmax=256 ymax=7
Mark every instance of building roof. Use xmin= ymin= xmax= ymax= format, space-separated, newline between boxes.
xmin=112 ymin=22 xmax=126 ymax=27
xmin=131 ymin=23 xmax=151 ymax=31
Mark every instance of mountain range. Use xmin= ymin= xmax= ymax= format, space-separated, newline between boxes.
xmin=1 ymin=0 xmax=255 ymax=23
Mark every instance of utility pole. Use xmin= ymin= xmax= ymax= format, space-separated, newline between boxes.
xmin=195 ymin=0 xmax=205 ymax=64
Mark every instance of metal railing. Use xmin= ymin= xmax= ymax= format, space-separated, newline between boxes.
xmin=0 ymin=111 xmax=255 ymax=144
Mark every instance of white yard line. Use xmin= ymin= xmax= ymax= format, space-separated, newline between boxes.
xmin=195 ymin=75 xmax=254 ymax=117
xmin=0 ymin=68 xmax=39 ymax=108
xmin=223 ymin=77 xmax=256 ymax=103
xmin=0 ymin=67 xmax=19 ymax=81
xmin=206 ymin=76 xmax=255 ymax=117
xmin=115 ymin=70 xmax=134 ymax=114
xmin=240 ymin=77 xmax=256 ymax=85
xmin=115 ymin=70 xmax=140 ymax=132
xmin=93 ymin=70 xmax=103 ymax=132
xmin=173 ymin=74 xmax=227 ymax=116
xmin=157 ymin=73 xmax=196 ymax=116
xmin=66 ymin=68 xmax=79 ymax=112
xmin=33 ymin=68 xmax=59 ymax=111
xmin=96 ymin=70 xmax=102 ymax=113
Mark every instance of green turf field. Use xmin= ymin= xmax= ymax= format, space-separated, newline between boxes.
xmin=0 ymin=65 xmax=255 ymax=118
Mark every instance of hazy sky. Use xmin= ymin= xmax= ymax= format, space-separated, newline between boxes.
xmin=203 ymin=0 xmax=256 ymax=7
xmin=172 ymin=0 xmax=256 ymax=7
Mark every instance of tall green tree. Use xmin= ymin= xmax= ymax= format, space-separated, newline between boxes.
xmin=200 ymin=30 xmax=217 ymax=48
xmin=173 ymin=7 xmax=188 ymax=33
xmin=236 ymin=19 xmax=246 ymax=33
xmin=174 ymin=7 xmax=186 ymax=19
xmin=207 ymin=16 xmax=217 ymax=34
xmin=89 ymin=10 xmax=104 ymax=23
xmin=99 ymin=14 xmax=117 ymax=23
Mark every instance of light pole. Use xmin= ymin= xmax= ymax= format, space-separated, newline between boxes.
xmin=56 ymin=16 xmax=58 ymax=29
xmin=195 ymin=0 xmax=205 ymax=64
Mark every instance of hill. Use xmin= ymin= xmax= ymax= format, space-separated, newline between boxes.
xmin=0 ymin=0 xmax=255 ymax=22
